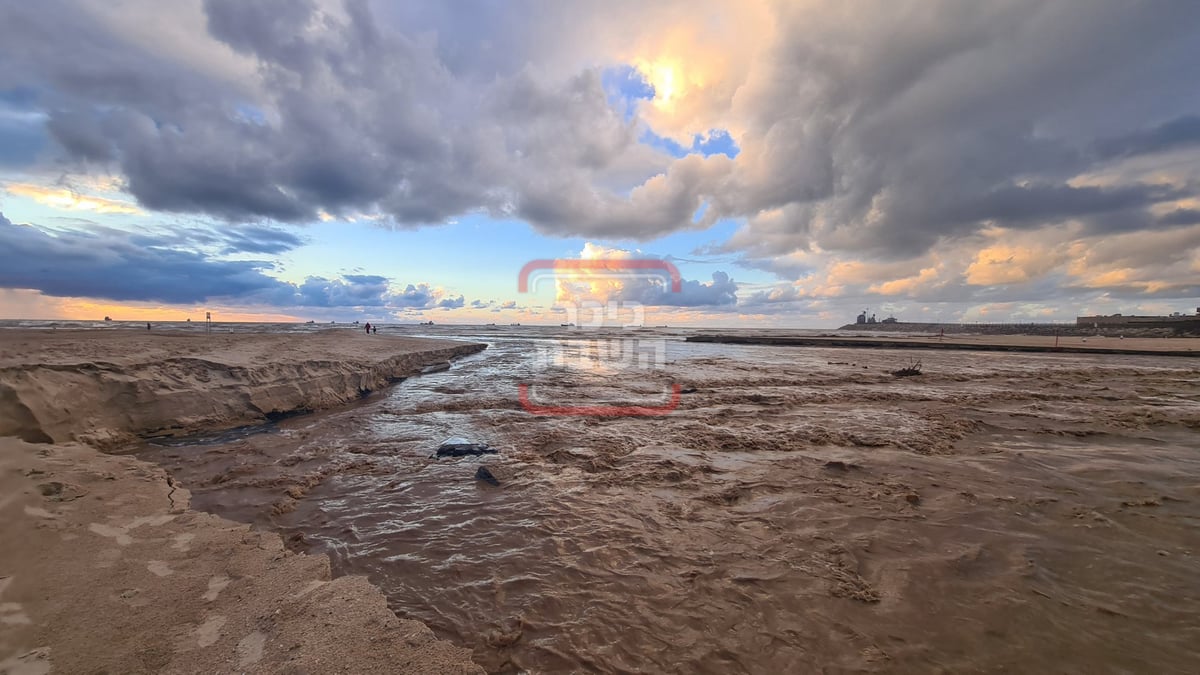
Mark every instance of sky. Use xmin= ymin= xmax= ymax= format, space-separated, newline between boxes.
xmin=1 ymin=0 xmax=1199 ymax=326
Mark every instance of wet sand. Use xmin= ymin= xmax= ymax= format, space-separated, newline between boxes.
xmin=689 ymin=333 xmax=1200 ymax=356
xmin=0 ymin=330 xmax=487 ymax=674
xmin=0 ymin=437 xmax=482 ymax=674
xmin=137 ymin=334 xmax=1200 ymax=673
xmin=5 ymin=328 xmax=1200 ymax=673
xmin=0 ymin=329 xmax=485 ymax=447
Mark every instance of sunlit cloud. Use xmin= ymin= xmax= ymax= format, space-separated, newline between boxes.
xmin=5 ymin=182 xmax=142 ymax=215
xmin=1 ymin=0 xmax=1198 ymax=324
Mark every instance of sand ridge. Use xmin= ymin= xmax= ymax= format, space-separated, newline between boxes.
xmin=0 ymin=329 xmax=489 ymax=674
xmin=0 ymin=437 xmax=483 ymax=674
xmin=0 ymin=329 xmax=486 ymax=448
xmin=688 ymin=332 xmax=1200 ymax=356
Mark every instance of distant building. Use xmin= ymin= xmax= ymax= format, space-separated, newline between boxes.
xmin=1076 ymin=311 xmax=1200 ymax=328
xmin=856 ymin=311 xmax=884 ymax=324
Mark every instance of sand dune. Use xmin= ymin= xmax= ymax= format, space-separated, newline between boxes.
xmin=0 ymin=329 xmax=487 ymax=674
xmin=0 ymin=329 xmax=485 ymax=448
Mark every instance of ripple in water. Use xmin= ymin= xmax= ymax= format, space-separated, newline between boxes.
xmin=140 ymin=331 xmax=1200 ymax=673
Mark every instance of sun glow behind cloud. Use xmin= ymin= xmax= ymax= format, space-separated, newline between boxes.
xmin=5 ymin=183 xmax=142 ymax=215
xmin=2 ymin=0 xmax=1199 ymax=326
xmin=552 ymin=243 xmax=641 ymax=305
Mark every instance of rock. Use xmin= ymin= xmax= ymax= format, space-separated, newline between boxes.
xmin=436 ymin=437 xmax=497 ymax=458
xmin=904 ymin=493 xmax=921 ymax=506
xmin=38 ymin=481 xmax=88 ymax=502
xmin=679 ymin=387 xmax=698 ymax=394
xmin=823 ymin=460 xmax=862 ymax=472
xmin=436 ymin=443 xmax=495 ymax=457
xmin=475 ymin=465 xmax=516 ymax=487
xmin=420 ymin=362 xmax=452 ymax=375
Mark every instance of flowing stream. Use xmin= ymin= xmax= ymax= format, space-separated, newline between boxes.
xmin=138 ymin=328 xmax=1200 ymax=673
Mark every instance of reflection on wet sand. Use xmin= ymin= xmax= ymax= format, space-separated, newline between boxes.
xmin=140 ymin=335 xmax=1200 ymax=673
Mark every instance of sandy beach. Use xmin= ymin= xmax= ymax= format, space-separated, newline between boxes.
xmin=0 ymin=329 xmax=486 ymax=674
xmin=4 ymin=326 xmax=1200 ymax=673
xmin=0 ymin=329 xmax=485 ymax=448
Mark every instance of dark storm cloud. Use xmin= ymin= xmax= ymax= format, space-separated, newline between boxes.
xmin=1095 ymin=115 xmax=1200 ymax=160
xmin=44 ymin=110 xmax=114 ymax=162
xmin=0 ymin=211 xmax=288 ymax=303
xmin=0 ymin=0 xmax=701 ymax=235
xmin=220 ymin=225 xmax=307 ymax=254
xmin=1157 ymin=209 xmax=1200 ymax=227
xmin=936 ymin=183 xmax=1181 ymax=232
xmin=1 ymin=0 xmax=1199 ymax=301
xmin=0 ymin=212 xmax=461 ymax=309
xmin=718 ymin=0 xmax=1200 ymax=262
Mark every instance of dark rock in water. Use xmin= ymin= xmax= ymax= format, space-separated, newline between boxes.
xmin=436 ymin=436 xmax=496 ymax=457
xmin=421 ymin=361 xmax=452 ymax=375
xmin=470 ymin=461 xmax=499 ymax=482
xmin=475 ymin=465 xmax=499 ymax=486
xmin=475 ymin=464 xmax=518 ymax=486
xmin=437 ymin=443 xmax=496 ymax=457
xmin=823 ymin=460 xmax=862 ymax=472
xmin=680 ymin=387 xmax=698 ymax=394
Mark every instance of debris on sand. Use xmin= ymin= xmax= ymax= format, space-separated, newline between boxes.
xmin=823 ymin=460 xmax=863 ymax=472
xmin=436 ymin=436 xmax=497 ymax=458
xmin=892 ymin=359 xmax=923 ymax=377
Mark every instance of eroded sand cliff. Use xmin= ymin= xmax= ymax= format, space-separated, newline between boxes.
xmin=0 ymin=329 xmax=487 ymax=674
xmin=0 ymin=330 xmax=485 ymax=448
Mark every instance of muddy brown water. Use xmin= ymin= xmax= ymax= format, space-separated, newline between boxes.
xmin=138 ymin=331 xmax=1200 ymax=673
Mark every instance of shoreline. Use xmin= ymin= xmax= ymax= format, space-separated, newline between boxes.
xmin=0 ymin=329 xmax=487 ymax=448
xmin=0 ymin=330 xmax=487 ymax=674
xmin=687 ymin=333 xmax=1200 ymax=357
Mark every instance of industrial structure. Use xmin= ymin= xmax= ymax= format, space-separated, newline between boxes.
xmin=1076 ymin=310 xmax=1200 ymax=329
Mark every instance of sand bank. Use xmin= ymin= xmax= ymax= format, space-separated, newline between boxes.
xmin=0 ymin=330 xmax=487 ymax=674
xmin=0 ymin=329 xmax=487 ymax=448
xmin=137 ymin=334 xmax=1200 ymax=671
xmin=688 ymin=333 xmax=1200 ymax=356
xmin=0 ymin=438 xmax=483 ymax=674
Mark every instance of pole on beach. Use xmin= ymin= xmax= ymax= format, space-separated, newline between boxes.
xmin=206 ymin=311 xmax=212 ymax=334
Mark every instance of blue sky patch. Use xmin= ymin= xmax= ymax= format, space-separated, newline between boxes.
xmin=601 ymin=65 xmax=655 ymax=120
xmin=639 ymin=128 xmax=740 ymax=159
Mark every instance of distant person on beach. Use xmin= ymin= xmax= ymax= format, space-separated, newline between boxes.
xmin=146 ymin=323 xmax=151 ymax=331
xmin=372 ymin=325 xmax=377 ymax=334
xmin=365 ymin=322 xmax=371 ymax=334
